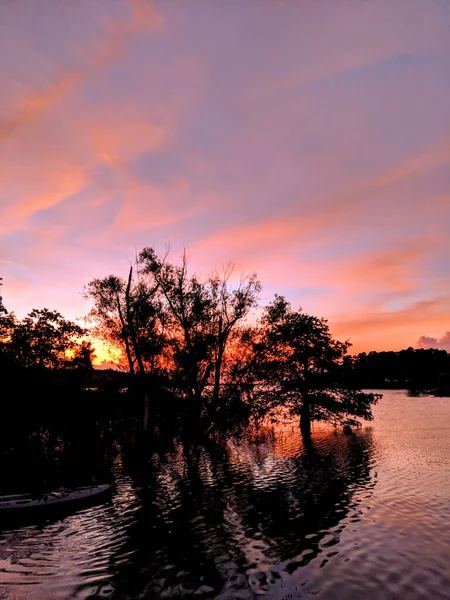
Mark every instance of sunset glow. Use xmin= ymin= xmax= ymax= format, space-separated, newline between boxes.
xmin=1 ymin=0 xmax=450 ymax=361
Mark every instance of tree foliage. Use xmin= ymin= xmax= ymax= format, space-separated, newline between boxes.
xmin=84 ymin=248 xmax=261 ymax=434
xmin=350 ymin=348 xmax=450 ymax=394
xmin=7 ymin=309 xmax=86 ymax=369
xmin=1 ymin=253 xmax=392 ymax=441
xmin=250 ymin=295 xmax=380 ymax=434
xmin=84 ymin=267 xmax=165 ymax=375
xmin=138 ymin=248 xmax=261 ymax=413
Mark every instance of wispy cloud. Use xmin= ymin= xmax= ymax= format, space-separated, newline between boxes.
xmin=0 ymin=0 xmax=162 ymax=141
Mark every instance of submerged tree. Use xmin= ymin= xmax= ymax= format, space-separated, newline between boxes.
xmin=138 ymin=248 xmax=261 ymax=429
xmin=84 ymin=249 xmax=260 ymax=435
xmin=84 ymin=266 xmax=168 ymax=432
xmin=208 ymin=266 xmax=262 ymax=406
xmin=252 ymin=295 xmax=380 ymax=436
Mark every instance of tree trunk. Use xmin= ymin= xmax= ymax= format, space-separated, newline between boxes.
xmin=300 ymin=400 xmax=311 ymax=437
xmin=300 ymin=363 xmax=312 ymax=437
xmin=116 ymin=295 xmax=134 ymax=374
xmin=125 ymin=266 xmax=146 ymax=376
xmin=212 ymin=318 xmax=224 ymax=405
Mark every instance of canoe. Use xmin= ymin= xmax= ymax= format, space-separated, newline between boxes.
xmin=0 ymin=484 xmax=112 ymax=512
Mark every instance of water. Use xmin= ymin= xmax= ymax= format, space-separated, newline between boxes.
xmin=1 ymin=390 xmax=449 ymax=599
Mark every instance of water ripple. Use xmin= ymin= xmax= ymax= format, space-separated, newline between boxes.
xmin=1 ymin=391 xmax=450 ymax=598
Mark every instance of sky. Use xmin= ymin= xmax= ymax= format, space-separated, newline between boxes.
xmin=1 ymin=0 xmax=450 ymax=359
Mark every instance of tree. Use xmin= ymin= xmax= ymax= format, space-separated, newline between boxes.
xmin=138 ymin=248 xmax=261 ymax=427
xmin=9 ymin=309 xmax=86 ymax=369
xmin=253 ymin=295 xmax=380 ymax=436
xmin=84 ymin=267 xmax=165 ymax=376
xmin=350 ymin=348 xmax=450 ymax=393
xmin=0 ymin=312 xmax=17 ymax=368
xmin=85 ymin=264 xmax=170 ymax=433
xmin=71 ymin=341 xmax=96 ymax=370
xmin=0 ymin=279 xmax=18 ymax=369
xmin=205 ymin=265 xmax=261 ymax=406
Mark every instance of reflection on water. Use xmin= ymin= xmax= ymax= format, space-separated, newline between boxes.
xmin=1 ymin=390 xmax=450 ymax=599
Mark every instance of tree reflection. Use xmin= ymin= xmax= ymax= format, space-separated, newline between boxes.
xmin=107 ymin=428 xmax=375 ymax=598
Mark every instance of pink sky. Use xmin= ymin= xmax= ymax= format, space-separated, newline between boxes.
xmin=1 ymin=0 xmax=450 ymax=357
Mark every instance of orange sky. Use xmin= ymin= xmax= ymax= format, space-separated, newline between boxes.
xmin=1 ymin=0 xmax=450 ymax=362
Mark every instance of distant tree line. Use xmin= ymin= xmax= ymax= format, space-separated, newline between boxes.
xmin=347 ymin=348 xmax=450 ymax=396
xmin=1 ymin=249 xmax=381 ymax=447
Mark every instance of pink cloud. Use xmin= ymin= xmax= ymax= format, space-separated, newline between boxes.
xmin=417 ymin=332 xmax=450 ymax=352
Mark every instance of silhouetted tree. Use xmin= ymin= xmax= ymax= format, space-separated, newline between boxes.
xmin=208 ymin=266 xmax=261 ymax=406
xmin=84 ymin=267 xmax=165 ymax=376
xmin=2 ymin=253 xmax=398 ymax=447
xmin=252 ymin=296 xmax=379 ymax=436
xmin=8 ymin=308 xmax=86 ymax=369
xmin=71 ymin=340 xmax=96 ymax=370
xmin=0 ymin=310 xmax=17 ymax=368
xmin=349 ymin=347 xmax=450 ymax=395
xmin=138 ymin=248 xmax=261 ymax=429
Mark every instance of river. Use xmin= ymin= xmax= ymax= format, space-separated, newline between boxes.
xmin=0 ymin=390 xmax=449 ymax=599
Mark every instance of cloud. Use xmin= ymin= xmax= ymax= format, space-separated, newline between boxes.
xmin=0 ymin=0 xmax=162 ymax=142
xmin=417 ymin=332 xmax=450 ymax=352
xmin=188 ymin=133 xmax=450 ymax=281
xmin=0 ymin=70 xmax=83 ymax=142
xmin=0 ymin=0 xmax=166 ymax=235
xmin=335 ymin=241 xmax=438 ymax=294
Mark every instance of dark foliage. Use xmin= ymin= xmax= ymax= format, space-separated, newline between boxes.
xmin=247 ymin=296 xmax=380 ymax=435
xmin=1 ymin=260 xmax=383 ymax=457
xmin=348 ymin=348 xmax=450 ymax=395
xmin=10 ymin=249 xmax=444 ymax=490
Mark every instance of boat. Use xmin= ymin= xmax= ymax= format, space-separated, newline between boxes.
xmin=0 ymin=484 xmax=112 ymax=512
